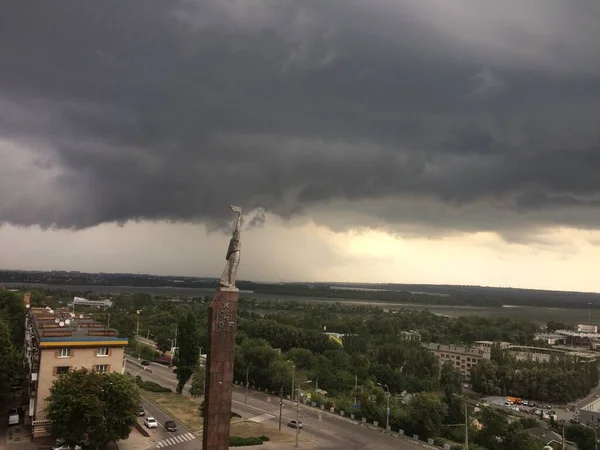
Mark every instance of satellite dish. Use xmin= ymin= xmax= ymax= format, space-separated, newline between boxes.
xmin=46 ymin=306 xmax=50 ymax=310
xmin=79 ymin=314 xmax=84 ymax=319
xmin=70 ymin=313 xmax=75 ymax=318
xmin=65 ymin=319 xmax=71 ymax=325
xmin=59 ymin=321 xmax=65 ymax=327
xmin=26 ymin=304 xmax=31 ymax=309
xmin=55 ymin=318 xmax=60 ymax=324
xmin=49 ymin=309 xmax=54 ymax=314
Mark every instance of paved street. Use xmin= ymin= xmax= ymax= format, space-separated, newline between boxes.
xmin=138 ymin=395 xmax=198 ymax=450
xmin=125 ymin=357 xmax=425 ymax=450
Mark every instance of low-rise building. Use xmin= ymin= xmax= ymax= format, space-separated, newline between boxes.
xmin=473 ymin=340 xmax=510 ymax=351
xmin=425 ymin=343 xmax=491 ymax=380
xmin=506 ymin=345 xmax=598 ymax=363
xmin=25 ymin=306 xmax=128 ymax=439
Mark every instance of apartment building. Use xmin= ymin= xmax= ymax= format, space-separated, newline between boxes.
xmin=425 ymin=343 xmax=491 ymax=380
xmin=25 ymin=306 xmax=128 ymax=439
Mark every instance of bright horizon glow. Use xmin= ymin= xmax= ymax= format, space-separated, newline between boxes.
xmin=2 ymin=216 xmax=600 ymax=293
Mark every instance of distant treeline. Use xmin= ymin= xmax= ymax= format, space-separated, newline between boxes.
xmin=1 ymin=270 xmax=599 ymax=309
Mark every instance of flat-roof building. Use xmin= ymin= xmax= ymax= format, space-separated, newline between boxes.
xmin=425 ymin=343 xmax=491 ymax=380
xmin=25 ymin=307 xmax=128 ymax=439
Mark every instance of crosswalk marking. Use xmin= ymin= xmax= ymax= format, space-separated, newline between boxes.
xmin=248 ymin=413 xmax=275 ymax=423
xmin=156 ymin=432 xmax=196 ymax=448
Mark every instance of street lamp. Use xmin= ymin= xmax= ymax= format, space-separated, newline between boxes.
xmin=581 ymin=423 xmax=598 ymax=450
xmin=295 ymin=380 xmax=312 ymax=448
xmin=287 ymin=360 xmax=296 ymax=402
xmin=136 ymin=310 xmax=141 ymax=334
xmin=377 ymin=383 xmax=391 ymax=430
xmin=453 ymin=393 xmax=469 ymax=450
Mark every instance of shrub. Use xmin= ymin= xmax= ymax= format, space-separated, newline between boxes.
xmin=229 ymin=436 xmax=264 ymax=446
xmin=134 ymin=377 xmax=171 ymax=393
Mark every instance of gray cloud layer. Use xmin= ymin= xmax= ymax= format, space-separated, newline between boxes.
xmin=1 ymin=1 xmax=599 ymax=236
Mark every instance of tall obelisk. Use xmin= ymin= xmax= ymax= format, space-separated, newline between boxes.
xmin=202 ymin=205 xmax=243 ymax=450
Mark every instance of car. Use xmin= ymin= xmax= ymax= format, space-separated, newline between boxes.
xmin=52 ymin=443 xmax=82 ymax=450
xmin=144 ymin=417 xmax=158 ymax=429
xmin=164 ymin=420 xmax=177 ymax=432
xmin=287 ymin=420 xmax=303 ymax=429
xmin=8 ymin=408 xmax=19 ymax=426
xmin=594 ymin=394 xmax=599 ymax=398
xmin=137 ymin=406 xmax=145 ymax=416
xmin=141 ymin=360 xmax=150 ymax=366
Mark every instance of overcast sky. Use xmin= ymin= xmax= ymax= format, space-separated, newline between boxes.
xmin=1 ymin=1 xmax=600 ymax=291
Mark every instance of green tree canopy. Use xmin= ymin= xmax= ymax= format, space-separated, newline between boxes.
xmin=175 ymin=312 xmax=200 ymax=394
xmin=46 ymin=369 xmax=140 ymax=449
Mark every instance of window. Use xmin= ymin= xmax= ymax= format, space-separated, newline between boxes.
xmin=95 ymin=365 xmax=108 ymax=373
xmin=97 ymin=348 xmax=109 ymax=357
xmin=58 ymin=348 xmax=70 ymax=358
xmin=56 ymin=366 xmax=69 ymax=375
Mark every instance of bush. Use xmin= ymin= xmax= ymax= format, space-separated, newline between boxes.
xmin=134 ymin=377 xmax=171 ymax=393
xmin=229 ymin=436 xmax=265 ymax=446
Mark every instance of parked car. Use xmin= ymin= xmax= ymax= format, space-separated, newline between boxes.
xmin=141 ymin=360 xmax=150 ymax=366
xmin=52 ymin=439 xmax=83 ymax=450
xmin=287 ymin=420 xmax=303 ymax=429
xmin=164 ymin=420 xmax=177 ymax=432
xmin=144 ymin=417 xmax=158 ymax=429
xmin=8 ymin=408 xmax=19 ymax=426
xmin=137 ymin=406 xmax=145 ymax=416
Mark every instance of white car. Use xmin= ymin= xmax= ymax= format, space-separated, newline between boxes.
xmin=144 ymin=417 xmax=158 ymax=429
xmin=8 ymin=408 xmax=19 ymax=426
xmin=52 ymin=443 xmax=82 ymax=450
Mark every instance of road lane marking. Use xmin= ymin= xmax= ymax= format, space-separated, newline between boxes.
xmin=249 ymin=413 xmax=276 ymax=423
xmin=156 ymin=432 xmax=196 ymax=448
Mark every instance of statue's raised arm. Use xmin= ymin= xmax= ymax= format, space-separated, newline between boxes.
xmin=219 ymin=205 xmax=243 ymax=289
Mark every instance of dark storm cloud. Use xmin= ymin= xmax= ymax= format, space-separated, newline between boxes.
xmin=1 ymin=0 xmax=599 ymax=236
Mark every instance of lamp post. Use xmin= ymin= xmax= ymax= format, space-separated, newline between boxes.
xmin=296 ymin=380 xmax=312 ymax=448
xmin=377 ymin=383 xmax=390 ymax=430
xmin=244 ymin=366 xmax=249 ymax=406
xmin=581 ymin=423 xmax=598 ymax=450
xmin=287 ymin=360 xmax=296 ymax=402
xmin=136 ymin=310 xmax=141 ymax=334
xmin=453 ymin=393 xmax=469 ymax=450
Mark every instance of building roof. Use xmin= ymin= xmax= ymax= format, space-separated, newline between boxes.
xmin=28 ymin=307 xmax=127 ymax=347
xmin=425 ymin=343 xmax=490 ymax=356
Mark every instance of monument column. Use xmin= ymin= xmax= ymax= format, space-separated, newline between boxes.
xmin=202 ymin=205 xmax=244 ymax=450
xmin=202 ymin=287 xmax=239 ymax=450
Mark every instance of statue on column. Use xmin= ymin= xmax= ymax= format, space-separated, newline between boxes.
xmin=219 ymin=205 xmax=243 ymax=289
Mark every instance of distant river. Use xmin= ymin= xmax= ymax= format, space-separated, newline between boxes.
xmin=3 ymin=282 xmax=594 ymax=324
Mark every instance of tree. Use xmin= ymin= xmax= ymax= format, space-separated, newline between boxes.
xmin=47 ymin=369 xmax=140 ymax=449
xmin=407 ymin=392 xmax=447 ymax=439
xmin=189 ymin=366 xmax=206 ymax=398
xmin=175 ymin=312 xmax=200 ymax=394
xmin=0 ymin=315 xmax=19 ymax=391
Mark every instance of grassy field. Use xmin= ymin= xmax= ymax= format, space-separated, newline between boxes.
xmin=230 ymin=421 xmax=294 ymax=444
xmin=142 ymin=390 xmax=203 ymax=431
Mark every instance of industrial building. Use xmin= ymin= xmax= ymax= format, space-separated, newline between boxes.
xmin=24 ymin=306 xmax=128 ymax=439
xmin=71 ymin=296 xmax=114 ymax=308
xmin=425 ymin=343 xmax=491 ymax=380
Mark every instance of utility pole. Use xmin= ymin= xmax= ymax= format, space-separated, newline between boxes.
xmin=296 ymin=381 xmax=312 ymax=448
xmin=107 ymin=313 xmax=110 ymax=328
xmin=244 ymin=367 xmax=249 ymax=406
xmin=136 ymin=310 xmax=141 ymax=334
xmin=354 ymin=374 xmax=358 ymax=405
xmin=464 ymin=396 xmax=469 ymax=450
xmin=279 ymin=385 xmax=284 ymax=431
xmin=377 ymin=383 xmax=390 ymax=430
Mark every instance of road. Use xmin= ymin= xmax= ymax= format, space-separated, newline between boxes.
xmin=139 ymin=395 xmax=198 ymax=450
xmin=125 ymin=357 xmax=424 ymax=449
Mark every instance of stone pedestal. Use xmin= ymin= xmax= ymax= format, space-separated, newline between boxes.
xmin=202 ymin=287 xmax=239 ymax=450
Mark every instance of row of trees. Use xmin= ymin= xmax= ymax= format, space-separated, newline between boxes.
xmin=470 ymin=344 xmax=600 ymax=403
xmin=0 ymin=291 xmax=25 ymax=393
